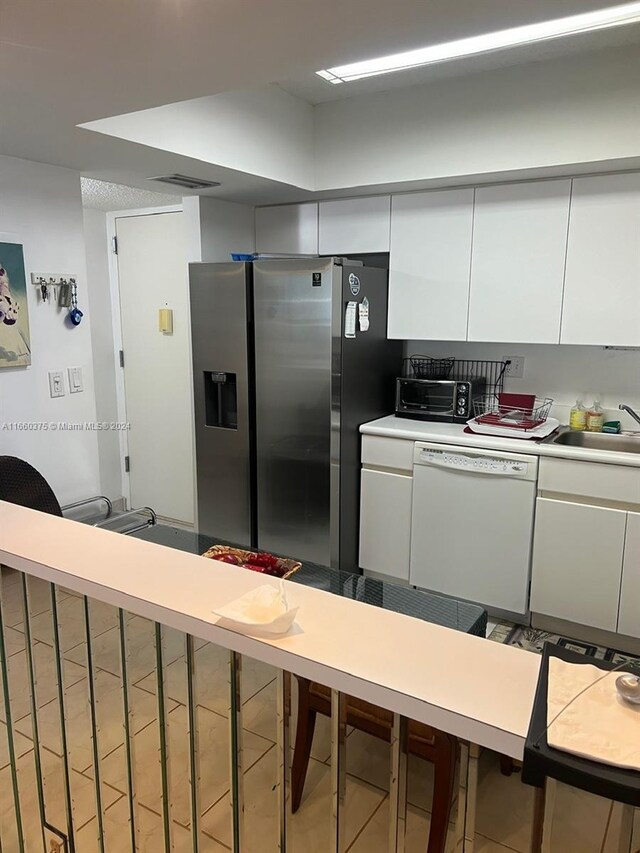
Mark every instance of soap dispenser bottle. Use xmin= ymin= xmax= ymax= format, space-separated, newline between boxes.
xmin=587 ymin=399 xmax=604 ymax=433
xmin=570 ymin=399 xmax=587 ymax=431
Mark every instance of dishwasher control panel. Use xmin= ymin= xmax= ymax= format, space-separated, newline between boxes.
xmin=415 ymin=445 xmax=537 ymax=480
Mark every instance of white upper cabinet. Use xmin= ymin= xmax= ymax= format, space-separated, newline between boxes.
xmin=319 ymin=196 xmax=390 ymax=254
xmin=388 ymin=189 xmax=474 ymax=340
xmin=561 ymin=173 xmax=640 ymax=346
xmin=467 ymin=181 xmax=571 ymax=344
xmin=255 ymin=204 xmax=318 ymax=255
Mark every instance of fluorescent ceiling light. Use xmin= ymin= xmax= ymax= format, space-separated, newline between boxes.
xmin=316 ymin=2 xmax=640 ymax=83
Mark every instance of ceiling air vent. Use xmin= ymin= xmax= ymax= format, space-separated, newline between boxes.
xmin=148 ymin=174 xmax=221 ymax=190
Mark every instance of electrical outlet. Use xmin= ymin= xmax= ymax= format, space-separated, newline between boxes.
xmin=48 ymin=370 xmax=65 ymax=398
xmin=503 ymin=355 xmax=525 ymax=379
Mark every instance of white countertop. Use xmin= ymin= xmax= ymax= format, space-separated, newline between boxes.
xmin=0 ymin=501 xmax=539 ymax=759
xmin=361 ymin=415 xmax=640 ymax=467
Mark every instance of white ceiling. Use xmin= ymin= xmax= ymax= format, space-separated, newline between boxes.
xmin=0 ymin=0 xmax=635 ymax=204
xmin=80 ymin=178 xmax=178 ymax=211
xmin=278 ymin=23 xmax=640 ymax=104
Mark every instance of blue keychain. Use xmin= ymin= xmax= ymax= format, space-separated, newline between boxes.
xmin=67 ymin=281 xmax=83 ymax=326
xmin=69 ymin=306 xmax=83 ymax=325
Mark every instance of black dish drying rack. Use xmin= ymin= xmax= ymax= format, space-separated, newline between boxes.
xmin=407 ymin=355 xmax=455 ymax=380
xmin=403 ymin=355 xmax=510 ymax=398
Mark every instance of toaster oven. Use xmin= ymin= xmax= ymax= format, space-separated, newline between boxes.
xmin=395 ymin=377 xmax=486 ymax=423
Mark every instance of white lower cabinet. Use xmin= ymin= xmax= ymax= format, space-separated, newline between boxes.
xmin=618 ymin=511 xmax=640 ymax=638
xmin=530 ymin=497 xmax=626 ymax=631
xmin=357 ymin=441 xmax=640 ymax=635
xmin=359 ymin=468 xmax=412 ymax=582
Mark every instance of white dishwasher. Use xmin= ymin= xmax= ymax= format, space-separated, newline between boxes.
xmin=409 ymin=442 xmax=538 ymax=617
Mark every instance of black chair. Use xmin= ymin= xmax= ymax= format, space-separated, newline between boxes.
xmin=0 ymin=455 xmax=156 ymax=533
xmin=0 ymin=455 xmax=64 ymax=515
xmin=523 ymin=644 xmax=640 ymax=852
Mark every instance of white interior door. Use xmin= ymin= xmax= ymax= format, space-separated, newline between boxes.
xmin=116 ymin=212 xmax=194 ymax=525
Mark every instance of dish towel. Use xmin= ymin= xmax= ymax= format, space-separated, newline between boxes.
xmin=547 ymin=657 xmax=640 ymax=771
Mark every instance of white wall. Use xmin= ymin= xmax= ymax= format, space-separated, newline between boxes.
xmin=83 ymin=207 xmax=122 ymax=500
xmin=182 ymin=196 xmax=255 ymax=262
xmin=182 ymin=196 xmax=203 ymax=263
xmin=315 ymin=46 xmax=640 ymax=191
xmin=81 ymin=46 xmax=640 ymax=196
xmin=82 ymin=86 xmax=316 ymax=190
xmin=199 ymin=197 xmax=255 ymax=261
xmin=0 ymin=156 xmax=101 ymax=504
xmin=408 ymin=340 xmax=640 ymax=429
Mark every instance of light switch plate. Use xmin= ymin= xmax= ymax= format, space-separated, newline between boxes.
xmin=68 ymin=366 xmax=83 ymax=393
xmin=48 ymin=370 xmax=65 ymax=398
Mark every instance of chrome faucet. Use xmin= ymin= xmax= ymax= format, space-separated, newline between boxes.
xmin=619 ymin=404 xmax=640 ymax=426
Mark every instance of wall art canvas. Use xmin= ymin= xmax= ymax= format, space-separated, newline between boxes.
xmin=0 ymin=241 xmax=31 ymax=367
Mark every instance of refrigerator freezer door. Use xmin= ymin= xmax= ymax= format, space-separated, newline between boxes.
xmin=253 ymin=258 xmax=337 ymax=565
xmin=190 ymin=263 xmax=253 ymax=544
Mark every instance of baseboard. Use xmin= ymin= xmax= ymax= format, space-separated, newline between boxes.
xmin=364 ymin=569 xmax=409 ymax=586
xmin=119 ymin=500 xmax=193 ymax=531
xmin=156 ymin=515 xmax=195 ymax=531
xmin=111 ymin=496 xmax=126 ymax=514
xmin=531 ymin=612 xmax=640 ymax=656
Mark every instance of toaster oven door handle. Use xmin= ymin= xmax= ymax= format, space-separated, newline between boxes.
xmin=399 ymin=403 xmax=455 ymax=416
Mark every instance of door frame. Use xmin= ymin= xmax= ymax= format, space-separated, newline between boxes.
xmin=106 ymin=204 xmax=183 ymax=510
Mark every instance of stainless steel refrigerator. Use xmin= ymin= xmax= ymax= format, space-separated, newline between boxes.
xmin=189 ymin=258 xmax=402 ymax=572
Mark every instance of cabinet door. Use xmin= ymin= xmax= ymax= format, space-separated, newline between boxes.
xmin=319 ymin=196 xmax=390 ymax=254
xmin=255 ymin=204 xmax=318 ymax=254
xmin=561 ymin=173 xmax=640 ymax=345
xmin=530 ymin=498 xmax=625 ymax=631
xmin=388 ymin=189 xmax=474 ymax=341
xmin=467 ymin=181 xmax=570 ymax=344
xmin=359 ymin=468 xmax=412 ymax=582
xmin=618 ymin=511 xmax=640 ymax=638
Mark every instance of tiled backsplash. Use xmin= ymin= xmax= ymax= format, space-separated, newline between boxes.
xmin=404 ymin=341 xmax=640 ymax=429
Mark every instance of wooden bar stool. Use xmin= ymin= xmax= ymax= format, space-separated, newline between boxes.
xmin=291 ymin=675 xmax=457 ymax=853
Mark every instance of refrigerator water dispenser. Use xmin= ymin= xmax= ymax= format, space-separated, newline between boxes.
xmin=204 ymin=371 xmax=237 ymax=429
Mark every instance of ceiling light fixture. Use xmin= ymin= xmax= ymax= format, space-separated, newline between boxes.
xmin=316 ymin=1 xmax=640 ymax=83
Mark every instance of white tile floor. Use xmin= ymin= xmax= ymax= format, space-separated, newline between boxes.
xmin=0 ymin=570 xmax=638 ymax=852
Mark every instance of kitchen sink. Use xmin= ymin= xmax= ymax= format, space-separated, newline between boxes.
xmin=547 ymin=430 xmax=640 ymax=453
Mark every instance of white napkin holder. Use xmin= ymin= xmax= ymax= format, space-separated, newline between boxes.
xmin=213 ymin=582 xmax=299 ymax=636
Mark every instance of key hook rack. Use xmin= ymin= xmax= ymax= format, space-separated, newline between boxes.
xmin=30 ymin=272 xmax=78 ymax=306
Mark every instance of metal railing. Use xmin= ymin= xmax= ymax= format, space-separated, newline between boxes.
xmin=2 ymin=501 xmax=638 ymax=853
xmin=0 ymin=566 xmax=474 ymax=853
